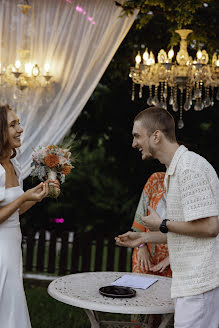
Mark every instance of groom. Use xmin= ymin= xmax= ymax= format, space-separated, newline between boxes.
xmin=116 ymin=107 xmax=219 ymax=328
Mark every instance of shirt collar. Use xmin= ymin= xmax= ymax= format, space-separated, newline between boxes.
xmin=166 ymin=145 xmax=188 ymax=176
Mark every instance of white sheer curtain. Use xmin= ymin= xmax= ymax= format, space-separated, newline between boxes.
xmin=0 ymin=0 xmax=138 ymax=178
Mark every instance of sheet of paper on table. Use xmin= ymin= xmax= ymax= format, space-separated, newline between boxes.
xmin=111 ymin=274 xmax=158 ymax=290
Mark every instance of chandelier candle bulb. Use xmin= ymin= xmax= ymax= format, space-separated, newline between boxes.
xmin=196 ymin=49 xmax=202 ymax=61
xmin=12 ymin=61 xmax=22 ymax=79
xmin=168 ymin=48 xmax=174 ymax=61
xmin=135 ymin=51 xmax=141 ymax=68
xmin=44 ymin=63 xmax=50 ymax=74
xmin=143 ymin=48 xmax=149 ymax=64
xmin=149 ymin=51 xmax=155 ymax=65
xmin=25 ymin=63 xmax=33 ymax=76
xmin=15 ymin=60 xmax=21 ymax=70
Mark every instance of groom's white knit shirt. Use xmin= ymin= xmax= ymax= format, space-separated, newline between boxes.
xmin=164 ymin=145 xmax=219 ymax=298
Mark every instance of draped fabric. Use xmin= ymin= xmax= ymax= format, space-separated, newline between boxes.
xmin=0 ymin=0 xmax=138 ymax=178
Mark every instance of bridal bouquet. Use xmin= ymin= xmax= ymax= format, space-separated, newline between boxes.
xmin=30 ymin=145 xmax=75 ymax=198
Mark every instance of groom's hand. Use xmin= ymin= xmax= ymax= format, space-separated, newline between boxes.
xmin=115 ymin=231 xmax=146 ymax=248
xmin=141 ymin=206 xmax=162 ymax=231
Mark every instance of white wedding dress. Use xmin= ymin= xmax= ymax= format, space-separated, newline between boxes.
xmin=0 ymin=158 xmax=31 ymax=328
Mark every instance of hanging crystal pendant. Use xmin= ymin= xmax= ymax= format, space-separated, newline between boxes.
xmin=159 ymin=100 xmax=166 ymax=109
xmin=184 ymin=100 xmax=190 ymax=111
xmin=147 ymin=97 xmax=153 ymax=106
xmin=210 ymin=97 xmax=214 ymax=106
xmin=163 ymin=102 xmax=167 ymax=110
xmin=163 ymin=89 xmax=168 ymax=99
xmin=178 ymin=119 xmax=184 ymax=129
xmin=163 ymin=82 xmax=168 ymax=99
xmin=194 ymin=88 xmax=202 ymax=98
xmin=169 ymin=95 xmax=174 ymax=105
xmin=172 ymin=102 xmax=178 ymax=112
xmin=148 ymin=85 xmax=153 ymax=105
xmin=139 ymin=84 xmax=143 ymax=98
xmin=194 ymin=100 xmax=202 ymax=111
xmin=204 ymin=96 xmax=211 ymax=107
xmin=152 ymin=96 xmax=159 ymax=106
xmin=152 ymin=85 xmax=159 ymax=106
xmin=131 ymin=82 xmax=135 ymax=101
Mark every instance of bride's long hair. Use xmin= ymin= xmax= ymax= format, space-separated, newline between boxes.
xmin=0 ymin=104 xmax=16 ymax=162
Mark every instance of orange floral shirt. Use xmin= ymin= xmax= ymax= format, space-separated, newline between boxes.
xmin=132 ymin=172 xmax=172 ymax=278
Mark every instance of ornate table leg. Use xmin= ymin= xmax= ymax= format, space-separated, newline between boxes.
xmin=84 ymin=309 xmax=100 ymax=328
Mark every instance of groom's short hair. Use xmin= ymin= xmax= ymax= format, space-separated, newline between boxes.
xmin=134 ymin=107 xmax=176 ymax=143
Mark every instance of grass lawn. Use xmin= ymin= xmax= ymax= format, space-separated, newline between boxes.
xmin=24 ymin=279 xmax=130 ymax=328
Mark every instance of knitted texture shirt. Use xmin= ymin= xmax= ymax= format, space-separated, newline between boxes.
xmin=164 ymin=145 xmax=219 ymax=298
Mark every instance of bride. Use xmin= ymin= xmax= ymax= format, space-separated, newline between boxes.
xmin=0 ymin=104 xmax=59 ymax=327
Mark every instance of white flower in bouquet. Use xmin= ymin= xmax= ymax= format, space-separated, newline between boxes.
xmin=59 ymin=156 xmax=68 ymax=165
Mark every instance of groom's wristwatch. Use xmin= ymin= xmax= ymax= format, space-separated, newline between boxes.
xmin=159 ymin=219 xmax=170 ymax=233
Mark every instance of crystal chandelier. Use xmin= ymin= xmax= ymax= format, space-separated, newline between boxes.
xmin=129 ymin=29 xmax=219 ymax=128
xmin=0 ymin=1 xmax=54 ymax=111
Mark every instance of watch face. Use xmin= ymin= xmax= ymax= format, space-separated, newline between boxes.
xmin=160 ymin=224 xmax=168 ymax=233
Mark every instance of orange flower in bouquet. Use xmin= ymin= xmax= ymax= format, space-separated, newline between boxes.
xmin=61 ymin=164 xmax=73 ymax=176
xmin=44 ymin=154 xmax=59 ymax=168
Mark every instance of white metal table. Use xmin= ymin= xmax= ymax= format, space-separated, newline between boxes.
xmin=48 ymin=272 xmax=174 ymax=328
